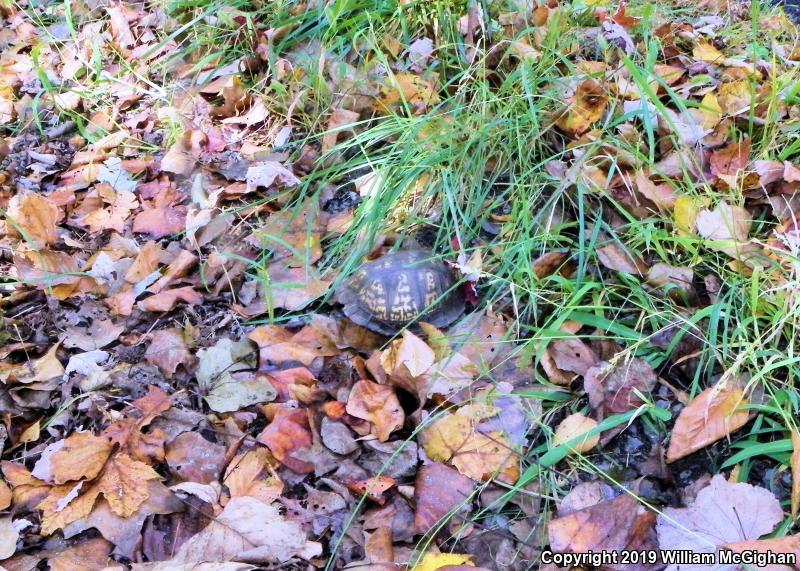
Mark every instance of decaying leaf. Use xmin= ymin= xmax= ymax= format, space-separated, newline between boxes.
xmin=172 ymin=497 xmax=322 ymax=563
xmin=346 ymin=380 xmax=405 ymax=442
xmin=556 ymin=80 xmax=609 ymax=135
xmin=666 ymin=379 xmax=750 ymax=462
xmin=550 ymin=493 xmax=660 ymax=571
xmin=657 ymin=475 xmax=783 ymax=569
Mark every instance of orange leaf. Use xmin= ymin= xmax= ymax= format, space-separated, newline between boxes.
xmin=38 ymin=481 xmax=101 ymax=535
xmin=49 ymin=432 xmax=113 ymax=484
xmin=556 ymin=80 xmax=609 ymax=136
xmin=97 ymin=453 xmax=160 ymax=517
xmin=257 ymin=407 xmax=314 ymax=474
xmin=7 ymin=192 xmax=60 ymax=248
xmin=666 ymin=380 xmax=750 ymax=462
xmin=346 ymin=380 xmax=405 ymax=442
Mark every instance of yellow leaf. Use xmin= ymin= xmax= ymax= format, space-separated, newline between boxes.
xmin=693 ymin=41 xmax=724 ymax=63
xmin=374 ymin=72 xmax=440 ymax=114
xmin=673 ymin=195 xmax=708 ymax=236
xmin=39 ymin=482 xmax=101 ymax=535
xmin=97 ymin=453 xmax=160 ymax=517
xmin=412 ymin=552 xmax=474 ymax=571
xmin=698 ymin=92 xmax=722 ymax=130
xmin=556 ymin=80 xmax=609 ymax=136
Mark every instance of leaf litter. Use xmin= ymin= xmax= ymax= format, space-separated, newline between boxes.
xmin=0 ymin=0 xmax=800 ymax=568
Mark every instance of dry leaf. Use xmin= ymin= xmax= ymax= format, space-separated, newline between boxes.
xmin=556 ymin=80 xmax=609 ymax=135
xmin=657 ymin=475 xmax=783 ymax=569
xmin=413 ymin=463 xmax=474 ymax=534
xmin=597 ymin=243 xmax=645 ymax=275
xmin=144 ymin=328 xmax=195 ymax=377
xmin=553 ymin=414 xmax=599 ymax=453
xmin=257 ymin=407 xmax=314 ymax=474
xmin=48 ymin=432 xmax=113 ymax=484
xmin=550 ymin=493 xmax=660 ymax=571
xmin=666 ymin=379 xmax=750 ymax=462
xmin=7 ymin=193 xmax=60 ymax=248
xmin=693 ymin=41 xmax=724 ymax=62
xmin=346 ymin=380 xmax=405 ymax=442
xmin=172 ymin=497 xmax=322 ymax=563
xmin=381 ymin=330 xmax=435 ymax=377
xmin=97 ymin=453 xmax=160 ymax=517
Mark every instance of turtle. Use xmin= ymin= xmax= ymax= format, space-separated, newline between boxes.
xmin=336 ymin=250 xmax=465 ymax=335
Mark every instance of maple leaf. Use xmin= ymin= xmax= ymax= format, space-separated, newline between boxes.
xmin=39 ymin=481 xmax=101 ymax=535
xmin=97 ymin=452 xmax=160 ymax=518
xmin=47 ymin=432 xmax=113 ymax=484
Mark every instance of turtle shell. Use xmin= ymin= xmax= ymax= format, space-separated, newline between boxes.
xmin=336 ymin=250 xmax=464 ymax=335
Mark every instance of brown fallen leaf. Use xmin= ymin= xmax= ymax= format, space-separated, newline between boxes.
xmin=39 ymin=481 xmax=102 ymax=535
xmin=374 ymin=72 xmax=441 ymax=114
xmin=257 ymin=407 xmax=314 ymax=474
xmin=97 ymin=452 xmax=161 ymax=518
xmin=413 ymin=463 xmax=474 ymax=535
xmin=48 ymin=536 xmax=112 ymax=571
xmin=46 ymin=432 xmax=113 ymax=484
xmin=657 ymin=475 xmax=783 ymax=566
xmin=6 ymin=192 xmax=60 ymax=248
xmin=597 ymin=243 xmax=646 ymax=275
xmin=223 ymin=448 xmax=283 ymax=503
xmin=550 ymin=492 xmax=660 ymax=571
xmin=171 ymin=497 xmax=322 ymax=563
xmin=346 ymin=380 xmax=405 ymax=442
xmin=62 ymin=319 xmax=125 ymax=351
xmin=584 ymin=357 xmax=656 ymax=425
xmin=666 ymin=378 xmax=750 ymax=462
xmin=321 ymin=108 xmax=360 ymax=154
xmin=144 ymin=328 xmax=195 ymax=378
xmin=102 ymin=385 xmax=172 ymax=464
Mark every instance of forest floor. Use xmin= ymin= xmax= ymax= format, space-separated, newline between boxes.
xmin=3 ymin=0 xmax=800 ymax=569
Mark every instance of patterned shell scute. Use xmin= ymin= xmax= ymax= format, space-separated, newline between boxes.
xmin=338 ymin=251 xmax=464 ymax=334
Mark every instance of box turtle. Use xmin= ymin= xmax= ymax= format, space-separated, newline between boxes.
xmin=336 ymin=250 xmax=464 ymax=335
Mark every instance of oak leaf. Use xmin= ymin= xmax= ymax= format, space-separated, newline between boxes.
xmin=39 ymin=481 xmax=101 ymax=535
